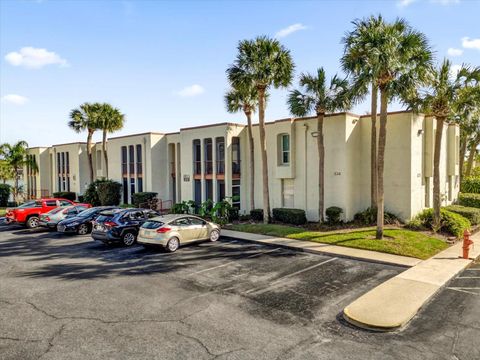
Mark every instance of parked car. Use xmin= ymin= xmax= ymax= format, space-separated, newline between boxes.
xmin=38 ymin=204 xmax=91 ymax=230
xmin=137 ymin=214 xmax=220 ymax=252
xmin=57 ymin=206 xmax=118 ymax=235
xmin=91 ymin=208 xmax=159 ymax=246
xmin=6 ymin=198 xmax=75 ymax=228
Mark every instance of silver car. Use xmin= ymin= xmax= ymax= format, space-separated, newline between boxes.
xmin=39 ymin=204 xmax=90 ymax=230
xmin=137 ymin=214 xmax=220 ymax=252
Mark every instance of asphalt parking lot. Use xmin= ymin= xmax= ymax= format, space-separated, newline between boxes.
xmin=0 ymin=225 xmax=479 ymax=360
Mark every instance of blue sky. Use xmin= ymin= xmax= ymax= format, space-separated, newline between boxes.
xmin=1 ymin=0 xmax=479 ymax=147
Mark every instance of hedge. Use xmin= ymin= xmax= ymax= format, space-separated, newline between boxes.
xmin=132 ymin=192 xmax=158 ymax=207
xmin=53 ymin=191 xmax=76 ymax=201
xmin=413 ymin=208 xmax=471 ymax=238
xmin=0 ymin=184 xmax=10 ymax=207
xmin=354 ymin=207 xmax=400 ymax=225
xmin=272 ymin=208 xmax=307 ymax=225
xmin=444 ymin=205 xmax=480 ymax=226
xmin=84 ymin=179 xmax=122 ymax=206
xmin=458 ymin=193 xmax=480 ymax=209
xmin=461 ymin=177 xmax=480 ymax=194
xmin=325 ymin=206 xmax=343 ymax=224
xmin=250 ymin=209 xmax=264 ymax=221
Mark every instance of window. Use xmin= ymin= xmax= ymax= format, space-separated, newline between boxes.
xmin=282 ymin=179 xmax=294 ymax=208
xmin=173 ymin=218 xmax=190 ymax=226
xmin=216 ymin=137 xmax=225 ymax=174
xmin=194 ymin=180 xmax=202 ymax=205
xmin=136 ymin=144 xmax=142 ymax=175
xmin=189 ymin=217 xmax=204 ymax=226
xmin=137 ymin=178 xmax=143 ymax=193
xmin=130 ymin=178 xmax=135 ymax=203
xmin=59 ymin=200 xmax=71 ymax=206
xmin=45 ymin=200 xmax=57 ymax=206
xmin=193 ymin=140 xmax=201 ymax=174
xmin=280 ymin=134 xmax=290 ymax=165
xmin=232 ymin=137 xmax=240 ymax=175
xmin=66 ymin=152 xmax=70 ymax=174
xmin=129 ymin=145 xmax=135 ymax=175
xmin=121 ymin=146 xmax=127 ymax=175
xmin=206 ymin=180 xmax=213 ymax=200
xmin=204 ymin=138 xmax=213 ymax=174
xmin=232 ymin=179 xmax=241 ymax=208
xmin=122 ymin=177 xmax=128 ymax=203
xmin=217 ymin=180 xmax=225 ymax=202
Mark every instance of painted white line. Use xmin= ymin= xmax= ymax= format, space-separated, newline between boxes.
xmin=188 ymin=248 xmax=281 ymax=275
xmin=246 ymin=257 xmax=338 ymax=294
xmin=447 ymin=287 xmax=480 ymax=296
xmin=457 ymin=277 xmax=480 ymax=279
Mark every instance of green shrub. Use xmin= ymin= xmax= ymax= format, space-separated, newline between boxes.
xmin=77 ymin=195 xmax=84 ymax=203
xmin=272 ymin=208 xmax=307 ymax=225
xmin=132 ymin=192 xmax=158 ymax=207
xmin=461 ymin=177 xmax=480 ymax=194
xmin=444 ymin=205 xmax=480 ymax=225
xmin=53 ymin=191 xmax=76 ymax=201
xmin=84 ymin=179 xmax=122 ymax=206
xmin=239 ymin=214 xmax=251 ymax=221
xmin=171 ymin=200 xmax=196 ymax=214
xmin=325 ymin=206 xmax=343 ymax=224
xmin=0 ymin=184 xmax=10 ymax=207
xmin=250 ymin=209 xmax=264 ymax=221
xmin=406 ymin=217 xmax=426 ymax=231
xmin=354 ymin=207 xmax=399 ymax=225
xmin=97 ymin=181 xmax=122 ymax=206
xmin=413 ymin=208 xmax=471 ymax=238
xmin=458 ymin=193 xmax=480 ymax=208
xmin=119 ymin=203 xmax=135 ymax=209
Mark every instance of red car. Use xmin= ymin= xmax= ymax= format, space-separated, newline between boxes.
xmin=6 ymin=198 xmax=76 ymax=229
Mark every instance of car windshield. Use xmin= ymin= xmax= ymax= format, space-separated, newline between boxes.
xmin=141 ymin=221 xmax=164 ymax=229
xmin=77 ymin=207 xmax=99 ymax=218
xmin=50 ymin=206 xmax=70 ymax=214
xmin=17 ymin=201 xmax=36 ymax=208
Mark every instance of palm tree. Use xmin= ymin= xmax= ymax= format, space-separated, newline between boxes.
xmin=287 ymin=68 xmax=351 ymax=221
xmin=98 ymin=103 xmax=125 ymax=178
xmin=0 ymin=141 xmax=36 ymax=202
xmin=227 ymin=36 xmax=294 ymax=223
xmin=349 ymin=17 xmax=432 ymax=239
xmin=68 ymin=102 xmax=102 ymax=183
xmin=225 ymin=84 xmax=259 ymax=210
xmin=0 ymin=160 xmax=14 ymax=184
xmin=341 ymin=15 xmax=386 ymax=209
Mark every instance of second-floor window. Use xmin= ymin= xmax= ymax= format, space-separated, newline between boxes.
xmin=280 ymin=134 xmax=290 ymax=165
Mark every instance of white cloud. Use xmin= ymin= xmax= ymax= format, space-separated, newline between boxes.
xmin=462 ymin=37 xmax=480 ymax=50
xmin=1 ymin=94 xmax=29 ymax=105
xmin=275 ymin=23 xmax=307 ymax=38
xmin=176 ymin=84 xmax=205 ymax=97
xmin=430 ymin=0 xmax=460 ymax=5
xmin=447 ymin=48 xmax=463 ymax=56
xmin=449 ymin=64 xmax=462 ymax=79
xmin=397 ymin=0 xmax=417 ymax=7
xmin=4 ymin=47 xmax=68 ymax=69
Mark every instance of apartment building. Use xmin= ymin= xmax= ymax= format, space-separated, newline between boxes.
xmin=25 ymin=111 xmax=460 ymax=222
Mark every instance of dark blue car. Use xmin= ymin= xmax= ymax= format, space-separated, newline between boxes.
xmin=57 ymin=206 xmax=118 ymax=235
xmin=91 ymin=208 xmax=159 ymax=246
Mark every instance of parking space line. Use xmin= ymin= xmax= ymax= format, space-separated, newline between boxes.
xmin=447 ymin=287 xmax=480 ymax=296
xmin=245 ymin=257 xmax=338 ymax=295
xmin=457 ymin=277 xmax=480 ymax=279
xmin=187 ymin=248 xmax=282 ymax=275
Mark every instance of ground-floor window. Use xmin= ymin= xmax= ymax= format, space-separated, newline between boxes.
xmin=217 ymin=180 xmax=225 ymax=202
xmin=122 ymin=178 xmax=128 ymax=203
xmin=194 ymin=180 xmax=202 ymax=206
xmin=282 ymin=179 xmax=294 ymax=208
xmin=130 ymin=178 xmax=135 ymax=204
xmin=232 ymin=180 xmax=240 ymax=208
xmin=206 ymin=180 xmax=213 ymax=201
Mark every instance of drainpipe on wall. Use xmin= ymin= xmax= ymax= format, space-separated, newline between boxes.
xmin=304 ymin=123 xmax=309 ymax=214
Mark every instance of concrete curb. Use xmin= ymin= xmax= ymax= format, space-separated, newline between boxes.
xmin=220 ymin=229 xmax=420 ymax=268
xmin=342 ymin=232 xmax=480 ymax=332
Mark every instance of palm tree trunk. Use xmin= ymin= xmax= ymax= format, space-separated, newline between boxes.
xmin=433 ymin=117 xmax=445 ymax=230
xmin=86 ymin=129 xmax=94 ymax=183
xmin=257 ymin=85 xmax=270 ymax=223
xmin=245 ymin=110 xmax=255 ymax=210
xmin=465 ymin=138 xmax=479 ymax=177
xmin=102 ymin=130 xmax=109 ymax=179
xmin=459 ymin=134 xmax=467 ymax=182
xmin=317 ymin=112 xmax=325 ymax=222
xmin=376 ymin=88 xmax=388 ymax=240
xmin=370 ymin=83 xmax=378 ymax=209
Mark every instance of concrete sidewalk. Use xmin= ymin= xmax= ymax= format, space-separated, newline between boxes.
xmin=343 ymin=231 xmax=480 ymax=331
xmin=221 ymin=229 xmax=421 ymax=267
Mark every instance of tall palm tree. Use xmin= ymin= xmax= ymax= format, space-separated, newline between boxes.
xmin=0 ymin=160 xmax=14 ymax=184
xmin=227 ymin=36 xmax=294 ymax=223
xmin=349 ymin=17 xmax=432 ymax=239
xmin=98 ymin=103 xmax=125 ymax=178
xmin=287 ymin=68 xmax=351 ymax=221
xmin=0 ymin=141 xmax=36 ymax=202
xmin=406 ymin=59 xmax=460 ymax=229
xmin=341 ymin=15 xmax=386 ymax=209
xmin=225 ymin=84 xmax=260 ymax=210
xmin=68 ymin=102 xmax=102 ymax=183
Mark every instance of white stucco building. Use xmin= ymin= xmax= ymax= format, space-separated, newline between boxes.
xmin=25 ymin=110 xmax=460 ymax=222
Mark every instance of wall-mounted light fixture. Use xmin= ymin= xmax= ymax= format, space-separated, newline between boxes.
xmin=417 ymin=129 xmax=424 ymax=136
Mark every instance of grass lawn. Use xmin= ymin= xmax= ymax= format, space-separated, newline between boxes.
xmin=226 ymin=223 xmax=448 ymax=260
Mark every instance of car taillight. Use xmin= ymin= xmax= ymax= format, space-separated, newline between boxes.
xmin=156 ymin=227 xmax=171 ymax=233
xmin=104 ymin=221 xmax=117 ymax=228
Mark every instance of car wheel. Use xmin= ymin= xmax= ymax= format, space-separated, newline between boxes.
xmin=122 ymin=231 xmax=136 ymax=246
xmin=77 ymin=224 xmax=90 ymax=235
xmin=26 ymin=216 xmax=39 ymax=229
xmin=209 ymin=229 xmax=220 ymax=242
xmin=166 ymin=237 xmax=179 ymax=252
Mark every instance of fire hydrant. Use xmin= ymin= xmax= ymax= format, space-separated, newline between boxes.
xmin=463 ymin=229 xmax=473 ymax=259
